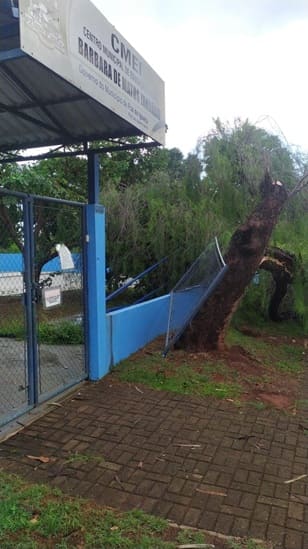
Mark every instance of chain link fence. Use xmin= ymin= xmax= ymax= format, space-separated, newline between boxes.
xmin=164 ymin=238 xmax=228 ymax=356
xmin=0 ymin=194 xmax=29 ymax=426
xmin=0 ymin=191 xmax=87 ymax=426
xmin=33 ymin=199 xmax=86 ymax=400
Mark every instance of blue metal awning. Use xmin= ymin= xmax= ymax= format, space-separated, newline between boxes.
xmin=0 ymin=1 xmax=19 ymax=51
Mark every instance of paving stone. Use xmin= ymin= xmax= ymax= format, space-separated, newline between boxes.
xmin=288 ymin=502 xmax=304 ymax=521
xmin=1 ymin=376 xmax=308 ymax=544
xmin=286 ymin=518 xmax=308 ymax=533
xmin=266 ymin=524 xmax=286 ymax=545
xmin=220 ymin=505 xmax=251 ymax=519
xmin=249 ymin=519 xmax=267 ymax=539
xmin=153 ymin=500 xmax=173 ymax=518
xmin=259 ymin=481 xmax=275 ymax=497
xmin=164 ymin=492 xmax=191 ymax=507
xmin=253 ymin=503 xmax=271 ymax=522
xmin=167 ymin=503 xmax=187 ymax=524
xmin=240 ymin=492 xmax=257 ymax=510
xmin=215 ymin=513 xmax=233 ymax=535
xmin=197 ymin=510 xmax=218 ymax=530
xmin=148 ymin=482 xmax=167 ymax=499
xmin=167 ymin=476 xmax=186 ymax=494
xmin=183 ymin=507 xmax=202 ymax=527
xmin=284 ymin=531 xmax=303 ymax=549
xmin=141 ymin=496 xmax=158 ymax=513
xmin=232 ymin=517 xmax=250 ymax=537
xmin=270 ymin=506 xmax=287 ymax=526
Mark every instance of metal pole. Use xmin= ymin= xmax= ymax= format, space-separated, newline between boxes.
xmin=23 ymin=196 xmax=39 ymax=405
xmin=85 ymin=153 xmax=109 ymax=379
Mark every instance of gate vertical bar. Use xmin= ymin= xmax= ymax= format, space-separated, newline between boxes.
xmin=82 ymin=205 xmax=89 ymax=376
xmin=23 ymin=196 xmax=38 ymax=405
xmin=86 ymin=152 xmax=109 ymax=379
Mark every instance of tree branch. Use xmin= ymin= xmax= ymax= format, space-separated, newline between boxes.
xmin=0 ymin=203 xmax=24 ymax=252
xmin=288 ymin=172 xmax=308 ymax=197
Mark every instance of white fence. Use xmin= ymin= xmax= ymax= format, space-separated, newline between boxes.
xmin=0 ymin=272 xmax=82 ymax=296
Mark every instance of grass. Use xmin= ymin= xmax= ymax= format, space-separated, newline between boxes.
xmin=116 ymin=356 xmax=242 ymax=400
xmin=0 ymin=471 xmax=171 ymax=548
xmin=113 ymin=328 xmax=306 ymax=400
xmin=0 ymin=320 xmax=83 ymax=345
xmin=0 ymin=471 xmax=269 ymax=549
xmin=227 ymin=328 xmax=305 ymax=375
xmin=38 ymin=321 xmax=83 ymax=345
xmin=228 ymin=540 xmax=265 ymax=549
xmin=112 ymin=322 xmax=306 ymax=408
xmin=0 ymin=291 xmax=84 ymax=344
xmin=232 ymin=311 xmax=307 ymax=339
xmin=64 ymin=452 xmax=104 ymax=465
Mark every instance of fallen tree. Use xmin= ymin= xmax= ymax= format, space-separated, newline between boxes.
xmin=178 ymin=171 xmax=307 ymax=351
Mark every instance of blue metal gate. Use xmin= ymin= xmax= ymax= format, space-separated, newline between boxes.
xmin=0 ymin=190 xmax=87 ymax=427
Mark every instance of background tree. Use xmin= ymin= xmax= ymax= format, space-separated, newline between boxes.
xmin=0 ymin=156 xmax=88 ymax=281
xmin=0 ymin=124 xmax=306 ymax=328
xmin=177 ymin=117 xmax=308 ymax=350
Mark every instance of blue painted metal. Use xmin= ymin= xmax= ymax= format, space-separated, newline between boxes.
xmin=107 ymin=294 xmax=171 ymax=366
xmin=23 ymin=196 xmax=38 ymax=406
xmin=86 ymin=204 xmax=108 ymax=380
xmin=133 ymin=287 xmax=162 ymax=305
xmin=0 ymin=253 xmax=23 ymax=271
xmin=0 ymin=48 xmax=24 ymax=62
xmin=82 ymin=205 xmax=90 ymax=377
xmin=163 ymin=264 xmax=229 ymax=356
xmin=106 ymin=256 xmax=168 ymax=302
xmin=0 ymin=253 xmax=82 ymax=273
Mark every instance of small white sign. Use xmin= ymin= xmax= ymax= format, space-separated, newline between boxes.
xmin=56 ymin=243 xmax=75 ymax=271
xmin=42 ymin=286 xmax=62 ymax=309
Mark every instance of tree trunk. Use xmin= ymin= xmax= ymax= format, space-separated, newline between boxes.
xmin=178 ymin=172 xmax=289 ymax=351
xmin=259 ymin=247 xmax=295 ymax=321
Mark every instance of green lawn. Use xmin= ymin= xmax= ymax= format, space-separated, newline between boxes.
xmin=0 ymin=471 xmax=269 ymax=549
xmin=113 ymin=324 xmax=306 ymax=407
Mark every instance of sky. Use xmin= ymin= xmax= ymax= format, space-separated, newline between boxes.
xmin=93 ymin=0 xmax=308 ymax=156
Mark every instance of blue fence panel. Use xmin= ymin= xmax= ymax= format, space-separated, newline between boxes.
xmin=0 ymin=253 xmax=81 ymax=273
xmin=107 ymin=294 xmax=171 ymax=367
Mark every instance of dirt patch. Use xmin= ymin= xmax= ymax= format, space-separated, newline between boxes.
xmin=122 ymin=333 xmax=305 ymax=412
xmin=258 ymin=393 xmax=293 ymax=409
xmin=206 ymin=343 xmax=300 ymax=410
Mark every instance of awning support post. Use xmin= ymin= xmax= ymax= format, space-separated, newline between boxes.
xmin=85 ymin=152 xmax=109 ymax=380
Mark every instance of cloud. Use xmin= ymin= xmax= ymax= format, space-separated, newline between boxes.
xmin=94 ymin=0 xmax=308 ymax=155
xmin=96 ymin=0 xmax=308 ymax=34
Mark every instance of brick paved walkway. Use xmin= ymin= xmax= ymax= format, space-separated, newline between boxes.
xmin=1 ymin=373 xmax=308 ymax=549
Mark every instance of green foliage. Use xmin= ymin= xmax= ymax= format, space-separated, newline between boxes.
xmin=0 ymin=157 xmax=87 ymax=201
xmin=176 ymin=529 xmax=208 ymax=544
xmin=104 ymin=171 xmax=225 ymax=293
xmin=0 ymin=472 xmax=178 ymax=548
xmin=0 ymin=320 xmax=83 ymax=345
xmin=0 ymin=157 xmax=86 ymax=280
xmin=38 ymin=321 xmax=83 ymax=345
xmin=234 ymin=271 xmax=272 ymax=325
xmin=227 ymin=328 xmax=306 ymax=375
xmin=1 ymin=120 xmax=306 ymax=325
xmin=228 ymin=540 xmax=268 ymax=549
xmin=115 ymin=355 xmax=242 ymax=400
xmin=200 ymin=118 xmax=296 ymax=206
xmin=103 ymin=119 xmax=306 ymax=324
xmin=0 ymin=319 xmax=25 ymax=340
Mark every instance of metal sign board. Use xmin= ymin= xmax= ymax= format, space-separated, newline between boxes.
xmin=42 ymin=286 xmax=62 ymax=309
xmin=18 ymin=0 xmax=166 ymax=145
